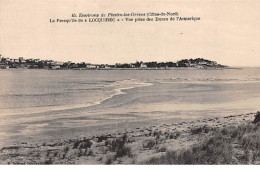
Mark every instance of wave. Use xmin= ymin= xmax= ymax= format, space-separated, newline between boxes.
xmin=94 ymin=79 xmax=153 ymax=106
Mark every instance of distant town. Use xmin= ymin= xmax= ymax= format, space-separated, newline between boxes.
xmin=0 ymin=54 xmax=228 ymax=70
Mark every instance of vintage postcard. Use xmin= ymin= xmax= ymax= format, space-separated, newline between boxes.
xmin=0 ymin=0 xmax=260 ymax=165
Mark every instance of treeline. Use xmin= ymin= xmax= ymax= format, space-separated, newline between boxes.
xmin=115 ymin=58 xmax=227 ymax=68
xmin=0 ymin=55 xmax=228 ymax=69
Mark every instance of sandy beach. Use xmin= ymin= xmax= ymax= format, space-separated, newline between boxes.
xmin=1 ymin=0 xmax=260 ymax=166
xmin=0 ymin=111 xmax=259 ymax=164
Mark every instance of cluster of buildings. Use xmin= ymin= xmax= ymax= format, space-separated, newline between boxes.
xmin=0 ymin=54 xmax=227 ymax=70
xmin=0 ymin=55 xmax=99 ymax=70
xmin=0 ymin=56 xmax=63 ymax=69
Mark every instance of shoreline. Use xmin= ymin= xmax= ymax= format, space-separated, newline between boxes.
xmin=0 ymin=111 xmax=258 ymax=164
xmin=0 ymin=67 xmax=233 ymax=71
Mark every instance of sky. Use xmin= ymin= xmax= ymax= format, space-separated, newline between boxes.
xmin=0 ymin=0 xmax=260 ymax=66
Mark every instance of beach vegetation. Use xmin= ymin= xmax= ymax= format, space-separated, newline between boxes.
xmin=64 ymin=146 xmax=70 ymax=153
xmin=168 ymin=131 xmax=181 ymax=139
xmin=44 ymin=158 xmax=53 ymax=164
xmin=142 ymin=139 xmax=156 ymax=149
xmin=253 ymin=111 xmax=260 ymax=123
xmin=153 ymin=130 xmax=162 ymax=137
xmin=190 ymin=125 xmax=214 ymax=134
xmin=114 ymin=145 xmax=132 ymax=158
xmin=146 ymin=114 xmax=260 ymax=164
xmin=72 ymin=138 xmax=92 ymax=149
xmin=105 ymin=156 xmax=113 ymax=165
xmin=157 ymin=145 xmax=167 ymax=152
xmin=104 ymin=133 xmax=132 ymax=162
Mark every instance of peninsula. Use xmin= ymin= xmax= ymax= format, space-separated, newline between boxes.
xmin=0 ymin=55 xmax=228 ymax=70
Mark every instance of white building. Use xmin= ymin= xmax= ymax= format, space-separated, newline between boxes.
xmin=141 ymin=63 xmax=147 ymax=68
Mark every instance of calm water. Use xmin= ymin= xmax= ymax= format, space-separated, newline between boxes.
xmin=0 ymin=68 xmax=260 ymax=147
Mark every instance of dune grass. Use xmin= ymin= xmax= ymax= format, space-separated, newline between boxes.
xmin=104 ymin=133 xmax=132 ymax=164
xmin=146 ymin=112 xmax=260 ymax=164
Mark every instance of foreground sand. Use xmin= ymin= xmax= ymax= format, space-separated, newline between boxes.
xmin=0 ymin=112 xmax=257 ymax=164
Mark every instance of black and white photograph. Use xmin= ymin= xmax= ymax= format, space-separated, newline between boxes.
xmin=0 ymin=0 xmax=260 ymax=165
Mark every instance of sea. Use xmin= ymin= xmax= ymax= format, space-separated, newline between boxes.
xmin=0 ymin=68 xmax=260 ymax=147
